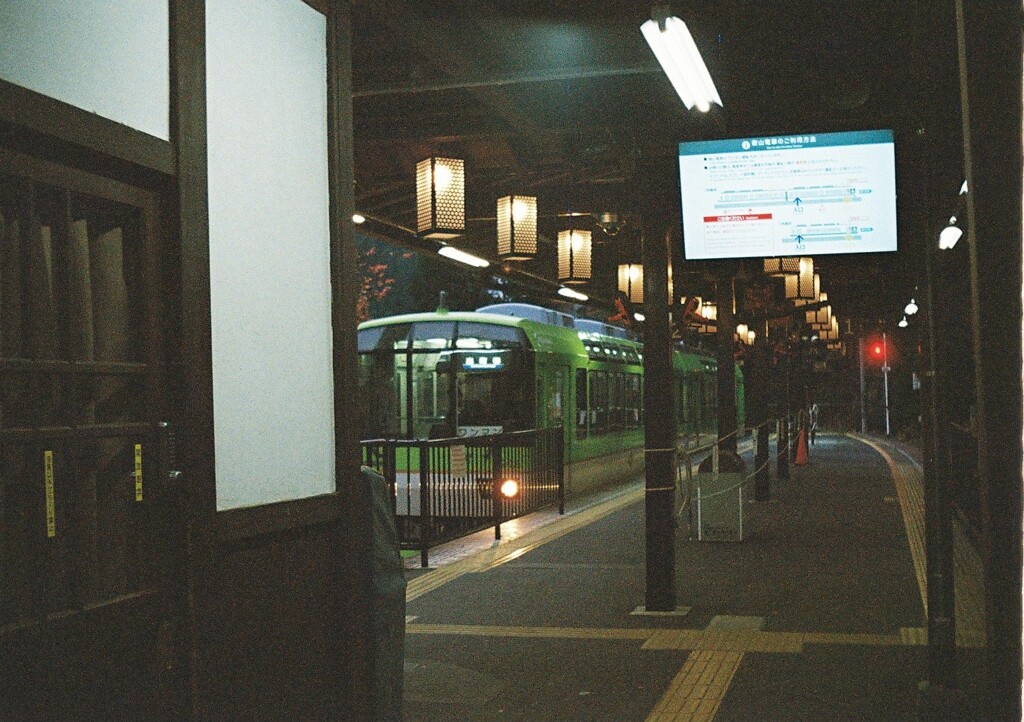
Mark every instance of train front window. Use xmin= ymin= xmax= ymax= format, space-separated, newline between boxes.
xmin=454 ymin=322 xmax=526 ymax=349
xmin=410 ymin=322 xmax=455 ymax=349
xmin=357 ymin=320 xmax=531 ymax=439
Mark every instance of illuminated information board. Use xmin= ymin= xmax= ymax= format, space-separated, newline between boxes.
xmin=678 ymin=129 xmax=897 ymax=260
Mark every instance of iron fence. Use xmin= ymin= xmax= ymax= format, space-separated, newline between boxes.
xmin=361 ymin=426 xmax=564 ymax=567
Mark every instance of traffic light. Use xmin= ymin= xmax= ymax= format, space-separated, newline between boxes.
xmin=865 ymin=335 xmax=894 ymax=367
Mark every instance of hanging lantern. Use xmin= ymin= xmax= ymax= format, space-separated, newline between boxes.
xmin=805 ymin=292 xmax=831 ymax=326
xmin=617 ymin=263 xmax=643 ymax=304
xmin=792 ymin=273 xmax=820 ymax=307
xmin=763 ymin=257 xmax=801 ymax=277
xmin=735 ymin=323 xmax=748 ymax=341
xmin=558 ymin=227 xmax=591 ymax=284
xmin=784 ymin=257 xmax=815 ymax=301
xmin=822 ymin=315 xmax=840 ymax=341
xmin=416 ymin=157 xmax=464 ymax=238
xmin=697 ymin=300 xmax=717 ymax=334
xmin=497 ymin=195 xmax=537 ymax=260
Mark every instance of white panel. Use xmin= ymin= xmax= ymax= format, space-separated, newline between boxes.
xmin=206 ymin=0 xmax=334 ymax=510
xmin=0 ymin=1 xmax=169 ymax=140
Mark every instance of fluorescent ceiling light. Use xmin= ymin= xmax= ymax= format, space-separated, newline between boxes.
xmin=558 ymin=287 xmax=589 ymax=301
xmin=352 ymin=213 xmax=366 ymax=224
xmin=634 ymin=312 xmax=646 ymax=322
xmin=641 ymin=16 xmax=722 ymax=112
xmin=438 ymin=245 xmax=489 ymax=268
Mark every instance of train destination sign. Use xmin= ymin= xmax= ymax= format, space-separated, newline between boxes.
xmin=678 ymin=129 xmax=897 ymax=260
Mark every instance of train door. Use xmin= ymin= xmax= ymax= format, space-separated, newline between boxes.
xmin=538 ymin=362 xmax=569 ymax=431
xmin=0 ymin=150 xmax=180 ymax=718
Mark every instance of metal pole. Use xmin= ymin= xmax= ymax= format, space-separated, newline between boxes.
xmin=716 ymin=269 xmax=738 ymax=455
xmin=882 ymin=331 xmax=891 ymax=436
xmin=923 ymin=214 xmax=956 ymax=690
xmin=492 ymin=435 xmax=502 ymax=540
xmin=859 ymin=336 xmax=867 ymax=434
xmin=419 ymin=441 xmax=430 ymax=568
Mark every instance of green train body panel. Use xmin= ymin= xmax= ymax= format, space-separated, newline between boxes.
xmin=357 ymin=305 xmax=744 ymax=487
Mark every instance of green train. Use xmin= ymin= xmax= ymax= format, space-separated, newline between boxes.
xmin=357 ymin=303 xmax=743 ymax=496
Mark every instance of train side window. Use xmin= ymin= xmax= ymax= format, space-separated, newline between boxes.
xmin=610 ymin=372 xmax=623 ymax=431
xmin=625 ymin=373 xmax=641 ymax=429
xmin=576 ymin=368 xmax=588 ymax=439
xmin=589 ymin=370 xmax=609 ymax=434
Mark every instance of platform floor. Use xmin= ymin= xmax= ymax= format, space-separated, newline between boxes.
xmin=400 ymin=433 xmax=983 ymax=721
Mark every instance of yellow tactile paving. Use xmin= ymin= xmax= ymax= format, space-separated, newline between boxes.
xmin=849 ymin=434 xmax=928 ymax=617
xmin=406 ymin=434 xmax=942 ymax=721
xmin=408 ymin=623 xmax=928 ymax=653
xmin=646 ymin=651 xmax=744 ymax=722
xmin=900 ymin=627 xmax=928 ymax=646
xmin=850 ymin=435 xmax=988 ymax=650
xmin=406 ymin=623 xmax=650 ymax=641
xmin=952 ymin=520 xmax=987 ymax=648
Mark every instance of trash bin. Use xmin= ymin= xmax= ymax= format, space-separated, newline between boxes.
xmin=693 ymin=450 xmax=748 ymax=542
xmin=363 ymin=465 xmax=406 ymax=721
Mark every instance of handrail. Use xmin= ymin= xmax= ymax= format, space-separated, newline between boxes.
xmin=675 ymin=413 xmax=801 ymax=518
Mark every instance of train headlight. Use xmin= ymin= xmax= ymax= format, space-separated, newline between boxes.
xmin=499 ymin=479 xmax=520 ymax=499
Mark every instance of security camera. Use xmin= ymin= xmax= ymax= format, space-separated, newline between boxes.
xmin=595 ymin=212 xmax=624 ymax=237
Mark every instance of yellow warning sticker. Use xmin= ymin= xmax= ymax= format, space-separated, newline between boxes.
xmin=134 ymin=443 xmax=143 ymax=501
xmin=44 ymin=450 xmax=55 ymax=538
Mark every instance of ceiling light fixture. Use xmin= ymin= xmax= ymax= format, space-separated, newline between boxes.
xmin=352 ymin=213 xmax=366 ymax=224
xmin=939 ymin=223 xmax=963 ymax=250
xmin=904 ymin=298 xmax=918 ymax=316
xmin=558 ymin=287 xmax=589 ymax=302
xmin=641 ymin=7 xmax=722 ymax=112
xmin=438 ymin=244 xmax=489 ymax=268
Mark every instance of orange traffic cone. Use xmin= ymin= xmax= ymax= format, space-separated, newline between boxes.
xmin=794 ymin=427 xmax=809 ymax=466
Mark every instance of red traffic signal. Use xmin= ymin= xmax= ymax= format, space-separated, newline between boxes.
xmin=865 ymin=335 xmax=894 ymax=366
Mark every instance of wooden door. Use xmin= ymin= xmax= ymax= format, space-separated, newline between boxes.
xmin=0 ymin=148 xmax=182 ymax=718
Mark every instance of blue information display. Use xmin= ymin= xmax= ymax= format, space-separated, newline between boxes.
xmin=678 ymin=129 xmax=897 ymax=260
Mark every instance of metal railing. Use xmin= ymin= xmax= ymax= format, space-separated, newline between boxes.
xmin=674 ymin=414 xmax=801 ymax=539
xmin=361 ymin=426 xmax=564 ymax=567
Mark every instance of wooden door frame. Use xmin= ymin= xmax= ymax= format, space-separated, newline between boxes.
xmin=0 ymin=0 xmax=368 ymax=717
